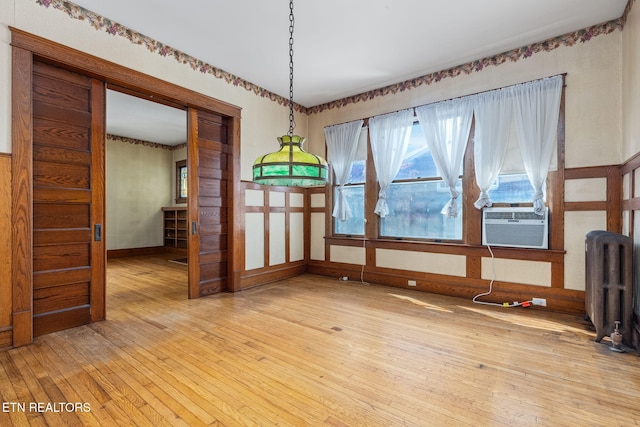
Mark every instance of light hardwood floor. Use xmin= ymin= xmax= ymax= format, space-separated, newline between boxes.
xmin=1 ymin=255 xmax=639 ymax=426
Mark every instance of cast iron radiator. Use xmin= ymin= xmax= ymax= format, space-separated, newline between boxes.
xmin=585 ymin=230 xmax=633 ymax=345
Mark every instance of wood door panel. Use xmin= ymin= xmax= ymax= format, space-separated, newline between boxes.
xmin=198 ymin=196 xmax=224 ymax=208
xmin=34 ymin=203 xmax=91 ymax=229
xmin=198 ymin=207 xmax=227 ymax=226
xmin=188 ymin=109 xmax=230 ymax=297
xmin=198 ymin=223 xmax=224 ymax=235
xmin=33 ymin=145 xmax=91 ymax=165
xmin=33 ymin=282 xmax=90 ymax=315
xmin=34 ymin=268 xmax=91 ymax=290
xmin=33 ymin=188 xmax=91 ymax=203
xmin=199 ymin=177 xmax=225 ymax=197
xmin=198 ymin=150 xmax=225 ymax=170
xmin=198 ymin=120 xmax=228 ymax=144
xmin=200 ymin=261 xmax=227 ymax=278
xmin=33 ymin=73 xmax=90 ymax=112
xmin=33 ymin=117 xmax=91 ymax=150
xmin=198 ymin=167 xmax=226 ymax=181
xmin=33 ymin=243 xmax=90 ymax=272
xmin=199 ymin=234 xmax=228 ymax=252
xmin=33 ymin=307 xmax=91 ymax=337
xmin=33 ymin=161 xmax=90 ymax=189
xmin=33 ymin=102 xmax=92 ymax=127
xmin=30 ymin=60 xmax=104 ymax=337
xmin=200 ymin=251 xmax=227 ymax=264
xmin=34 ymin=229 xmax=92 ymax=246
xmin=33 ymin=60 xmax=92 ymax=90
xmin=199 ymin=279 xmax=224 ymax=296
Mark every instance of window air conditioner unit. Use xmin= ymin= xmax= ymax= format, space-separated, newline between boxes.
xmin=482 ymin=207 xmax=548 ymax=249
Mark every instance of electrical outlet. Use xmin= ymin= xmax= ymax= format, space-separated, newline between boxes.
xmin=532 ymin=298 xmax=547 ymax=306
xmin=408 ymin=280 xmax=417 ymax=287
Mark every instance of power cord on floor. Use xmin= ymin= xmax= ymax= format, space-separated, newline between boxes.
xmin=337 ymin=237 xmax=370 ymax=285
xmin=472 ymin=244 xmax=533 ymax=308
xmin=359 ymin=236 xmax=369 ymax=285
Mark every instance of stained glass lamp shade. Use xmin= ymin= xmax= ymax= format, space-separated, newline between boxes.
xmin=253 ymin=135 xmax=328 ymax=187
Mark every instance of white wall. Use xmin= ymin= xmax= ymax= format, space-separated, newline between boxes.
xmin=623 ymin=0 xmax=640 ymax=159
xmin=106 ymin=138 xmax=173 ymax=250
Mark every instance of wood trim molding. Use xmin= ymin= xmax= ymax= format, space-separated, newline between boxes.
xmin=11 ymin=45 xmax=34 ymax=347
xmin=90 ymin=78 xmax=106 ymax=323
xmin=306 ymin=262 xmax=584 ymax=314
xmin=0 ymin=156 xmax=12 ymax=335
xmin=230 ymin=116 xmax=242 ymax=292
xmin=325 ymin=237 xmax=565 ymax=263
xmin=10 ymin=28 xmax=241 ymax=119
xmin=107 ymin=246 xmax=167 ymax=259
xmin=240 ymin=263 xmax=307 ymax=290
xmin=564 ymin=165 xmax=612 ymax=179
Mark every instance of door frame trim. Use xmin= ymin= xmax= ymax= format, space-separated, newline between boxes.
xmin=10 ymin=28 xmax=242 ymax=347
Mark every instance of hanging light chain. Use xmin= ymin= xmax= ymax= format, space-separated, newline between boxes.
xmin=288 ymin=0 xmax=295 ymax=137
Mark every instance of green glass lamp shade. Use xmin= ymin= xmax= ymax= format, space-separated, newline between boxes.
xmin=253 ymin=135 xmax=328 ymax=186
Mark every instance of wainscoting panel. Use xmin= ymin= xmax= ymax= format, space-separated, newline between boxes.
xmin=241 ymin=182 xmax=308 ymax=290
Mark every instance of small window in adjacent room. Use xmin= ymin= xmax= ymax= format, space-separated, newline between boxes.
xmin=175 ymin=160 xmax=187 ymax=204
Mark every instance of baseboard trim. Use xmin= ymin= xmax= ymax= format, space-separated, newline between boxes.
xmin=0 ymin=328 xmax=12 ymax=350
xmin=107 ymin=246 xmax=167 ymax=259
xmin=307 ymin=262 xmax=585 ymax=315
xmin=240 ymin=264 xmax=307 ymax=291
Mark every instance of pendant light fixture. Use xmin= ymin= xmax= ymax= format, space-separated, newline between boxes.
xmin=252 ymin=0 xmax=328 ymax=187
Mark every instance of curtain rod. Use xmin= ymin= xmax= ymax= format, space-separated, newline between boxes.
xmin=324 ymin=73 xmax=567 ymax=129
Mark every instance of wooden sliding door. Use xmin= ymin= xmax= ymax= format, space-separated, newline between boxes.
xmin=187 ymin=108 xmax=231 ymax=298
xmin=31 ymin=61 xmax=105 ymax=336
xmin=12 ymin=29 xmax=240 ymax=347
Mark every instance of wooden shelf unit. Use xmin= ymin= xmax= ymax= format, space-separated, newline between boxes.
xmin=162 ymin=207 xmax=188 ymax=251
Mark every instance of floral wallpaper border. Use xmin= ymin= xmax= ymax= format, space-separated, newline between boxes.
xmin=37 ymin=0 xmax=634 ymax=115
xmin=107 ymin=134 xmax=186 ymax=151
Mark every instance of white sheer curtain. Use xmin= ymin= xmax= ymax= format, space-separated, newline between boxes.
xmin=415 ymin=98 xmax=474 ymax=218
xmin=325 ymin=119 xmax=365 ymax=221
xmin=369 ymin=109 xmax=414 ymax=217
xmin=512 ymin=75 xmax=563 ymax=215
xmin=473 ymin=88 xmax=513 ymax=209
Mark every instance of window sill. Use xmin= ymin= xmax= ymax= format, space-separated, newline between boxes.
xmin=325 ymin=236 xmax=565 ymax=262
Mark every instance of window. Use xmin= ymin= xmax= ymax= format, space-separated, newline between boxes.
xmin=334 ymin=160 xmax=366 ymax=235
xmin=489 ymin=173 xmax=537 ymax=204
xmin=175 ymin=160 xmax=187 ymax=204
xmin=380 ymin=122 xmax=463 ymax=240
xmin=330 ymin=76 xmax=563 ymax=245
xmin=333 ymin=129 xmax=367 ymax=236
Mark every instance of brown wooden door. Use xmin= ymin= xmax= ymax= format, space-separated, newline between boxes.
xmin=32 ymin=61 xmax=105 ymax=336
xmin=187 ymin=108 xmax=230 ymax=297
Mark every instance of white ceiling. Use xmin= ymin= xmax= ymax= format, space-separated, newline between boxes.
xmin=76 ymin=0 xmax=627 ymax=145
xmin=106 ymin=90 xmax=186 ymax=145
